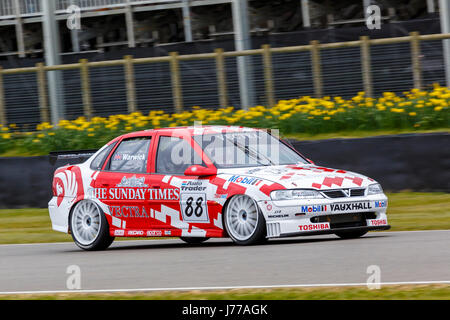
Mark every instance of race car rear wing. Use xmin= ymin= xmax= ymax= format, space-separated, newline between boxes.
xmin=49 ymin=149 xmax=98 ymax=166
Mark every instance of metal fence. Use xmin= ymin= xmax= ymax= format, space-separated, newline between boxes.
xmin=1 ymin=31 xmax=450 ymax=128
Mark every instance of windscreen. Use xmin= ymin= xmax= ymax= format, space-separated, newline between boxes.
xmin=193 ymin=131 xmax=308 ymax=169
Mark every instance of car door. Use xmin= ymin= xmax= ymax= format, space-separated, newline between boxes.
xmin=95 ymin=135 xmax=153 ymax=234
xmin=147 ymin=133 xmax=216 ymax=236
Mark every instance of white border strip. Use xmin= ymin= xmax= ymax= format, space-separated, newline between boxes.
xmin=1 ymin=280 xmax=450 ymax=295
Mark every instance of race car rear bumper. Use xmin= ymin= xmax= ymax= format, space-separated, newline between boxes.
xmin=279 ymin=224 xmax=391 ymax=238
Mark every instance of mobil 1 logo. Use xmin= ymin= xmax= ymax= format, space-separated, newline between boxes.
xmin=180 ymin=193 xmax=209 ymax=223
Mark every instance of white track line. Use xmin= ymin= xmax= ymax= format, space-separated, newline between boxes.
xmin=1 ymin=280 xmax=450 ymax=295
xmin=0 ymin=229 xmax=449 ymax=247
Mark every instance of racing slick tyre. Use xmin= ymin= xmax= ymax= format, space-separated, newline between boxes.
xmin=224 ymin=194 xmax=266 ymax=245
xmin=180 ymin=237 xmax=210 ymax=244
xmin=69 ymin=200 xmax=114 ymax=251
xmin=335 ymin=230 xmax=368 ymax=239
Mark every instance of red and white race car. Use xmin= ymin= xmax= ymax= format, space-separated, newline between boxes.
xmin=48 ymin=126 xmax=390 ymax=250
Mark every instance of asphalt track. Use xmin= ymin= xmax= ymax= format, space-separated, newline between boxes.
xmin=0 ymin=230 xmax=449 ymax=294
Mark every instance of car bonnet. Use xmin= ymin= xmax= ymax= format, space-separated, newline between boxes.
xmin=217 ymin=164 xmax=375 ymax=190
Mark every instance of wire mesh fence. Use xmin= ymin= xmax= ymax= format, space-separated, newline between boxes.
xmin=134 ymin=61 xmax=174 ymax=114
xmin=272 ymin=50 xmax=314 ymax=102
xmin=421 ymin=39 xmax=447 ymax=87
xmin=62 ymin=69 xmax=83 ymax=120
xmin=0 ymin=32 xmax=449 ymax=128
xmin=90 ymin=65 xmax=128 ymax=117
xmin=321 ymin=46 xmax=364 ymax=98
xmin=3 ymin=72 xmax=40 ymax=128
xmin=371 ymin=42 xmax=414 ymax=96
xmin=179 ymin=59 xmax=219 ymax=109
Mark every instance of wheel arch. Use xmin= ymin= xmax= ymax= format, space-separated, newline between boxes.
xmin=221 ymin=193 xmax=266 ymax=239
xmin=220 ymin=195 xmax=237 ymax=238
xmin=67 ymin=197 xmax=109 ymax=234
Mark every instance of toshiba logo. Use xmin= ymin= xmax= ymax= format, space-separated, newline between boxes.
xmin=369 ymin=219 xmax=387 ymax=226
xmin=298 ymin=223 xmax=330 ymax=231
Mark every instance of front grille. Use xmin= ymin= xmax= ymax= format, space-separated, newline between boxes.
xmin=322 ymin=190 xmax=346 ymax=198
xmin=311 ymin=213 xmax=374 ymax=229
xmin=321 ymin=188 xmax=366 ymax=198
xmin=350 ymin=188 xmax=365 ymax=197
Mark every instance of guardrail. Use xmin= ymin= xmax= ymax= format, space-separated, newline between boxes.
xmin=0 ymin=31 xmax=449 ymax=127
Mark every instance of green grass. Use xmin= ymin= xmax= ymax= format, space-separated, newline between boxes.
xmin=1 ymin=284 xmax=450 ymax=300
xmin=284 ymin=128 xmax=449 ymax=141
xmin=0 ymin=192 xmax=448 ymax=245
xmin=387 ymin=192 xmax=450 ymax=231
xmin=0 ymin=208 xmax=72 ymax=244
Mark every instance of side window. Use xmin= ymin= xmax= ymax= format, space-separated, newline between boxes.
xmin=90 ymin=142 xmax=116 ymax=171
xmin=156 ymin=136 xmax=204 ymax=174
xmin=109 ymin=137 xmax=151 ymax=173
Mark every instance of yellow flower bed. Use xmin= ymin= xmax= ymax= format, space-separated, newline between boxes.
xmin=0 ymin=85 xmax=448 ymax=155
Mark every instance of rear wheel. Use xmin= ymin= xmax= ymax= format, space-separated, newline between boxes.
xmin=224 ymin=194 xmax=266 ymax=245
xmin=70 ymin=200 xmax=114 ymax=251
xmin=180 ymin=237 xmax=209 ymax=244
xmin=335 ymin=230 xmax=368 ymax=239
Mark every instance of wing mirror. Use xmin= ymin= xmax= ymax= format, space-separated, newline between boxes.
xmin=184 ymin=165 xmax=217 ymax=176
xmin=307 ymin=158 xmax=316 ymax=165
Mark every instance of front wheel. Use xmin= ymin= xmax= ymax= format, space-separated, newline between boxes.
xmin=180 ymin=237 xmax=209 ymax=244
xmin=335 ymin=230 xmax=368 ymax=239
xmin=70 ymin=200 xmax=114 ymax=251
xmin=224 ymin=195 xmax=266 ymax=245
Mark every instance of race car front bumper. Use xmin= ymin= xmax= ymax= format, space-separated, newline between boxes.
xmin=259 ymin=194 xmax=389 ymax=238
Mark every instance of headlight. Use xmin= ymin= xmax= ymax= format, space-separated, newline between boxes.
xmin=368 ymin=183 xmax=383 ymax=195
xmin=270 ymin=189 xmax=324 ymax=200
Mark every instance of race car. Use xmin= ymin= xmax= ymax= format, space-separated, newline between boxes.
xmin=48 ymin=126 xmax=390 ymax=250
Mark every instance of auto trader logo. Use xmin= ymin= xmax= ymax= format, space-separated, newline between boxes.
xmin=181 ymin=180 xmax=207 ymax=191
